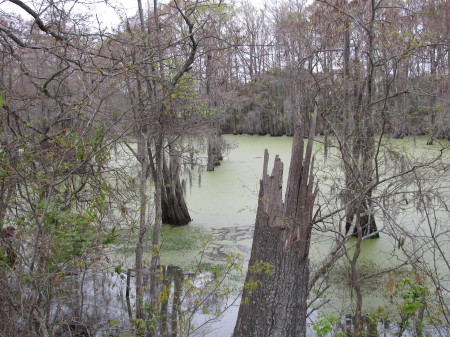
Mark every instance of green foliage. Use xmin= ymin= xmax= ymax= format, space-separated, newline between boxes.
xmin=108 ymin=319 xmax=120 ymax=327
xmin=30 ymin=197 xmax=113 ymax=272
xmin=244 ymin=279 xmax=262 ymax=292
xmin=385 ymin=274 xmax=429 ymax=314
xmin=248 ymin=261 xmax=274 ymax=275
xmin=398 ymin=278 xmax=427 ymax=315
xmin=102 ymin=227 xmax=119 ymax=245
xmin=0 ymin=92 xmax=5 ymax=108
xmin=241 ymin=261 xmax=273 ymax=295
xmin=163 ymin=73 xmax=216 ymax=119
xmin=0 ymin=248 xmax=11 ymax=267
xmin=384 ymin=272 xmax=432 ymax=335
xmin=158 ymin=284 xmax=170 ymax=303
xmin=312 ymin=314 xmax=341 ymax=337
xmin=241 ymin=297 xmax=250 ymax=305
xmin=219 ymin=252 xmax=243 ymax=274
xmin=0 ymin=151 xmax=12 ymax=183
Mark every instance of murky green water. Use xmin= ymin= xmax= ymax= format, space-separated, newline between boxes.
xmin=153 ymin=134 xmax=449 ymax=336
xmin=164 ymin=134 xmax=448 ymax=265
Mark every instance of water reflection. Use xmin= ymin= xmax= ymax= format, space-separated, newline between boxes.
xmin=159 ymin=266 xmax=183 ymax=337
xmin=37 ymin=256 xmax=448 ymax=337
xmin=54 ymin=263 xmax=240 ymax=337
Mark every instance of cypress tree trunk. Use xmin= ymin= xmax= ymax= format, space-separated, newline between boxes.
xmin=148 ymin=141 xmax=192 ymax=226
xmin=345 ymin=197 xmax=379 ymax=238
xmin=161 ymin=144 xmax=192 ymax=226
xmin=234 ymin=109 xmax=318 ymax=337
xmin=206 ymin=133 xmax=223 ymax=172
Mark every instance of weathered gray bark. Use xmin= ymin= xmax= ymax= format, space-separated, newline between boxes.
xmin=161 ymin=144 xmax=192 ymax=226
xmin=206 ymin=134 xmax=223 ymax=171
xmin=233 ymin=109 xmax=318 ymax=337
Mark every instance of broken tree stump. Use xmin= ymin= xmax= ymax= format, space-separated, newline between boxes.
xmin=233 ymin=109 xmax=318 ymax=337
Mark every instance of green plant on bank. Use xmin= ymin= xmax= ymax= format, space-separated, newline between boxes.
xmin=359 ymin=272 xmax=442 ymax=337
xmin=312 ymin=314 xmax=341 ymax=337
xmin=384 ymin=272 xmax=431 ymax=336
xmin=0 ymin=116 xmax=122 ymax=335
xmin=310 ymin=269 xmax=448 ymax=337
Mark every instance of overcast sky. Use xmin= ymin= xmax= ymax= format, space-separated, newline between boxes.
xmin=1 ymin=0 xmax=311 ymax=30
xmin=88 ymin=0 xmax=271 ymax=29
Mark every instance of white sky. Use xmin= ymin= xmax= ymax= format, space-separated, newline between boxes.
xmin=0 ymin=0 xmax=138 ymax=30
xmin=1 ymin=0 xmax=312 ymax=30
xmin=87 ymin=0 xmax=271 ymax=28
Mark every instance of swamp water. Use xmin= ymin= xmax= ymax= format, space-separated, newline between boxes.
xmin=98 ymin=135 xmax=449 ymax=336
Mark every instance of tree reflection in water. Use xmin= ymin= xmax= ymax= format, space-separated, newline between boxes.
xmin=46 ymin=262 xmax=240 ymax=336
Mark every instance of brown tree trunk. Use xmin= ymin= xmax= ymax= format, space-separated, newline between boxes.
xmin=345 ymin=196 xmax=379 ymax=238
xmin=161 ymin=144 xmax=192 ymax=226
xmin=207 ymin=133 xmax=223 ymax=171
xmin=233 ymin=192 xmax=311 ymax=337
xmin=234 ymin=108 xmax=318 ymax=337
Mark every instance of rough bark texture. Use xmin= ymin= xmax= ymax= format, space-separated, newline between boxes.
xmin=161 ymin=145 xmax=192 ymax=226
xmin=233 ymin=185 xmax=311 ymax=337
xmin=206 ymin=134 xmax=223 ymax=171
xmin=233 ymin=111 xmax=318 ymax=337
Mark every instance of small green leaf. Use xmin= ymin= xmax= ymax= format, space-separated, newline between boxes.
xmin=0 ymin=93 xmax=6 ymax=108
xmin=109 ymin=319 xmax=120 ymax=327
